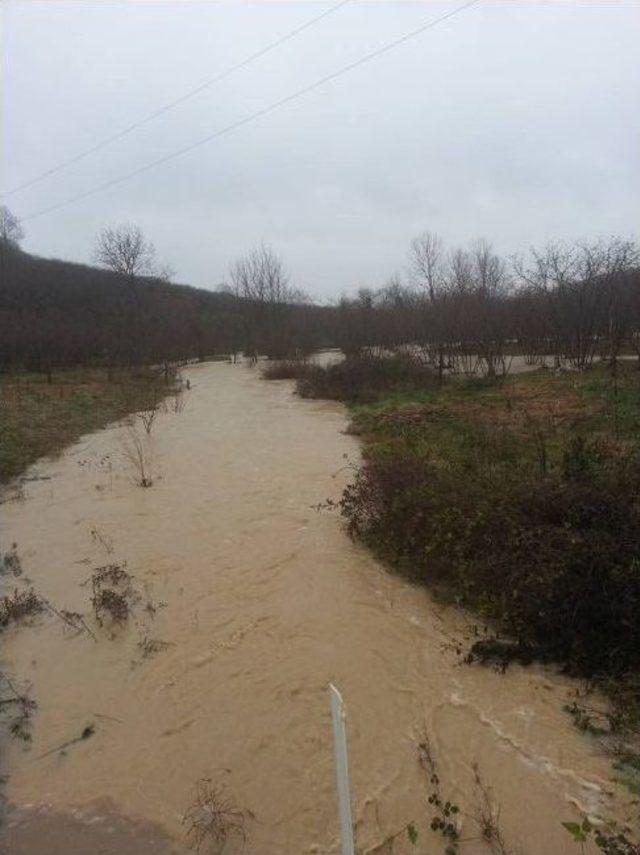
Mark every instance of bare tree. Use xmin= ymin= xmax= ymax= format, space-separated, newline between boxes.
xmin=377 ymin=275 xmax=416 ymax=353
xmin=156 ymin=261 xmax=175 ymax=284
xmin=0 ymin=205 xmax=25 ymax=301
xmin=408 ymin=232 xmax=450 ymax=381
xmin=409 ymin=231 xmax=444 ymax=303
xmin=0 ymin=206 xmax=24 ymax=247
xmin=588 ymin=237 xmax=639 ymax=364
xmin=93 ymin=224 xmax=158 ymax=366
xmin=121 ymin=423 xmax=154 ymax=487
xmin=93 ymin=223 xmax=156 ymax=279
xmin=467 ymin=240 xmax=511 ymax=378
xmin=440 ymin=241 xmax=511 ymax=377
xmin=515 ymin=239 xmax=638 ymax=371
xmin=229 ymin=244 xmax=301 ymax=359
xmin=229 ymin=244 xmax=291 ymax=305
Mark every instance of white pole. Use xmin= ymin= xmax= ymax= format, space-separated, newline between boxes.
xmin=329 ymin=683 xmax=355 ymax=855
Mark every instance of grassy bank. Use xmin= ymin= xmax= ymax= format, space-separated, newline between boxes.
xmin=265 ymin=356 xmax=640 ymax=709
xmin=0 ymin=368 xmax=176 ymax=484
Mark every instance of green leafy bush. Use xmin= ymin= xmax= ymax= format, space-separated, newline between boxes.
xmin=339 ymin=443 xmax=640 ymax=676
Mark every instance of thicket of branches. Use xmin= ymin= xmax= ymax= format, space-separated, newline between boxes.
xmin=331 ymin=233 xmax=640 ymax=376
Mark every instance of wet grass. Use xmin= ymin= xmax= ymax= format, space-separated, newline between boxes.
xmin=349 ymin=362 xmax=640 ymax=469
xmin=0 ymin=367 xmax=176 ymax=483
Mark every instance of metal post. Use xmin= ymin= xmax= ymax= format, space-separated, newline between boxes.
xmin=329 ymin=683 xmax=355 ymax=855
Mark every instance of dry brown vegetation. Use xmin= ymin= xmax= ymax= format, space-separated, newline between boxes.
xmin=0 ymin=367 xmax=177 ymax=484
xmin=0 ymin=671 xmax=37 ymax=743
xmin=183 ymin=778 xmax=246 ymax=852
xmin=0 ymin=544 xmax=22 ymax=577
xmin=121 ymin=423 xmax=154 ymax=487
xmin=137 ymin=636 xmax=173 ymax=658
xmin=471 ymin=764 xmax=511 ymax=855
xmin=89 ymin=564 xmax=135 ymax=627
xmin=0 ymin=589 xmax=43 ymax=629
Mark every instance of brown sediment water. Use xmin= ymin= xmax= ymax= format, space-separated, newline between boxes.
xmin=0 ymin=361 xmax=634 ymax=854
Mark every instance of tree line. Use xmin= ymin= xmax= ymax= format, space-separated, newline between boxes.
xmin=0 ymin=203 xmax=638 ymax=375
xmin=332 ymin=233 xmax=640 ymax=378
xmin=0 ymin=211 xmax=330 ymax=375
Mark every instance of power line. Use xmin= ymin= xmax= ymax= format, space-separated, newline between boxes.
xmin=4 ymin=0 xmax=352 ymax=197
xmin=20 ymin=0 xmax=482 ymax=224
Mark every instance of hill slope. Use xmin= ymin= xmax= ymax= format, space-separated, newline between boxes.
xmin=0 ymin=246 xmax=246 ymax=371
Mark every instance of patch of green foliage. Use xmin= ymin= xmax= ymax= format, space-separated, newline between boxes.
xmin=563 ymin=816 xmax=640 ymax=853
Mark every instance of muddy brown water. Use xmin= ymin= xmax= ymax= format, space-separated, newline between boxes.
xmin=0 ymin=362 xmax=635 ymax=854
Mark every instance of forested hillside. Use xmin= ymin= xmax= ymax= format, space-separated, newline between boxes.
xmin=0 ymin=244 xmax=328 ymax=373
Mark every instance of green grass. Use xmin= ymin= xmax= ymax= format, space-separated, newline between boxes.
xmin=0 ymin=368 xmax=175 ymax=483
xmin=349 ymin=363 xmax=640 ymax=474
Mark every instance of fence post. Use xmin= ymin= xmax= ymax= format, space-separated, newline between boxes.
xmin=329 ymin=683 xmax=355 ymax=855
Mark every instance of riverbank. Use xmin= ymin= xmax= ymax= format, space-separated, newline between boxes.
xmin=265 ymin=355 xmax=640 ymax=846
xmin=269 ymin=357 xmax=640 ymax=670
xmin=0 ymin=368 xmax=178 ymax=485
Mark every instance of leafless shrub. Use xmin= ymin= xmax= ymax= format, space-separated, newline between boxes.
xmin=89 ymin=564 xmax=134 ymax=627
xmin=138 ymin=636 xmax=173 ymax=658
xmin=121 ymin=424 xmax=153 ymax=487
xmin=0 ymin=671 xmax=37 ymax=742
xmin=91 ymin=563 xmax=132 ymax=589
xmin=90 ymin=526 xmax=114 ymax=555
xmin=183 ymin=778 xmax=246 ymax=852
xmin=159 ymin=380 xmax=187 ymax=414
xmin=0 ymin=588 xmax=43 ymax=628
xmin=471 ymin=763 xmax=511 ymax=854
xmin=92 ymin=589 xmax=129 ymax=625
xmin=1 ymin=543 xmax=22 ymax=576
xmin=43 ymin=601 xmax=97 ymax=642
xmin=171 ymin=389 xmax=186 ymax=413
xmin=136 ymin=406 xmax=158 ymax=435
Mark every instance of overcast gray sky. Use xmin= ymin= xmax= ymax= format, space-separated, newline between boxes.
xmin=2 ymin=1 xmax=639 ymax=298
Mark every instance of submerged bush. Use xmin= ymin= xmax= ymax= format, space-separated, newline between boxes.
xmin=182 ymin=779 xmax=246 ymax=852
xmin=0 ymin=588 xmax=43 ymax=628
xmin=90 ymin=563 xmax=134 ymax=627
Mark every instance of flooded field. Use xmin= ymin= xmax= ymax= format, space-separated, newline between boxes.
xmin=0 ymin=361 xmax=634 ymax=853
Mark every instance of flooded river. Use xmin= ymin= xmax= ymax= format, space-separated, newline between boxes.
xmin=0 ymin=362 xmax=634 ymax=853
